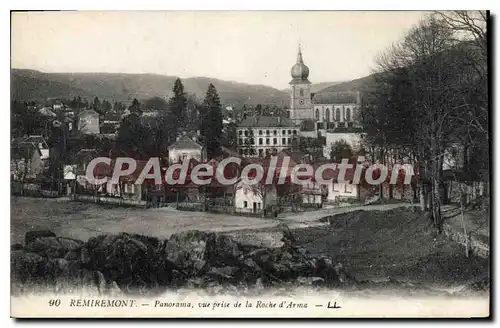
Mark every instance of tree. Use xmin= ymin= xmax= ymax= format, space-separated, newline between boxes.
xmin=200 ymin=84 xmax=223 ymax=158
xmin=92 ymin=97 xmax=101 ymax=113
xmin=101 ymin=99 xmax=112 ymax=114
xmin=144 ymin=97 xmax=168 ymax=111
xmin=129 ymin=98 xmax=142 ymax=116
xmin=168 ymin=78 xmax=188 ymax=131
xmin=364 ymin=14 xmax=488 ymax=232
xmin=330 ymin=139 xmax=353 ymax=163
xmin=11 ymin=100 xmax=46 ymax=138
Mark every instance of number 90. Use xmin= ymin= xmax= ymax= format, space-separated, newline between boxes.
xmin=49 ymin=299 xmax=61 ymax=307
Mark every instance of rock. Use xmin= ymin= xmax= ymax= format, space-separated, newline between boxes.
xmin=64 ymin=249 xmax=81 ymax=261
xmin=25 ymin=230 xmax=56 ymax=246
xmin=84 ymin=233 xmax=160 ymax=291
xmin=207 ymin=266 xmax=239 ymax=280
xmin=296 ymin=276 xmax=325 ymax=286
xmin=315 ymin=257 xmax=340 ymax=285
xmin=164 ymin=231 xmax=209 ymax=276
xmin=243 ymin=257 xmax=260 ymax=271
xmin=11 ymin=243 xmax=24 ymax=251
xmin=26 ymin=237 xmax=84 ymax=258
xmin=164 ymin=231 xmax=242 ymax=277
xmin=107 ymin=281 xmax=122 ymax=296
xmin=11 ymin=250 xmax=46 ymax=282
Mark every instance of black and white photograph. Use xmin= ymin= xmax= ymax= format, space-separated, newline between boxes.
xmin=9 ymin=10 xmax=490 ymax=318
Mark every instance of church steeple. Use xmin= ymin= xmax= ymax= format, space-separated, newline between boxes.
xmin=290 ymin=43 xmax=310 ymax=84
xmin=297 ymin=44 xmax=304 ymax=64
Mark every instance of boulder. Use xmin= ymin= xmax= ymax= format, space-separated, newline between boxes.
xmin=26 ymin=237 xmax=84 ymax=258
xmin=206 ymin=266 xmax=239 ymax=280
xmin=11 ymin=243 xmax=24 ymax=251
xmin=83 ymin=233 xmax=163 ymax=291
xmin=164 ymin=231 xmax=242 ymax=277
xmin=25 ymin=230 xmax=56 ymax=246
xmin=11 ymin=250 xmax=46 ymax=282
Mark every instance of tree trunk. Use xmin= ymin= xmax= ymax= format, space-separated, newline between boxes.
xmin=420 ymin=182 xmax=427 ymax=211
xmin=458 ymin=180 xmax=469 ymax=258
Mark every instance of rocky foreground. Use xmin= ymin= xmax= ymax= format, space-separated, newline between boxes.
xmin=11 ymin=229 xmax=349 ymax=296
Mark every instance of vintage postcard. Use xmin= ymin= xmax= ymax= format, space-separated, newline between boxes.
xmin=10 ymin=10 xmax=490 ymax=318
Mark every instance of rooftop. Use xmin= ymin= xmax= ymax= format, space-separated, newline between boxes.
xmin=168 ymin=135 xmax=203 ymax=151
xmin=238 ymin=115 xmax=296 ymax=128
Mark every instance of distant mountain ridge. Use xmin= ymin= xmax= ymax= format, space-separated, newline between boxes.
xmin=11 ymin=68 xmax=373 ymax=107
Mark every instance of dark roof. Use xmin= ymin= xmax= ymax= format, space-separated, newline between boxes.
xmin=238 ymin=116 xmax=296 ymax=128
xmin=313 ymin=91 xmax=359 ymax=104
xmin=326 ymin=127 xmax=364 ymax=133
xmin=168 ymin=135 xmax=203 ymax=151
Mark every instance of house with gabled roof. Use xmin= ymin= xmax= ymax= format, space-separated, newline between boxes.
xmin=11 ymin=135 xmax=50 ymax=182
xmin=167 ymin=134 xmax=206 ymax=164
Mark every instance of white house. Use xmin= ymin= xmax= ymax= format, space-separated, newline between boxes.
xmin=234 ymin=180 xmax=277 ymax=214
xmin=78 ymin=109 xmax=100 ymax=134
xmin=167 ymin=134 xmax=205 ymax=164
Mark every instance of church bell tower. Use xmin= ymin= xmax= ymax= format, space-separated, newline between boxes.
xmin=289 ymin=45 xmax=312 ymax=123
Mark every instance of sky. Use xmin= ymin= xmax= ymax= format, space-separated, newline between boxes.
xmin=11 ymin=11 xmax=428 ymax=89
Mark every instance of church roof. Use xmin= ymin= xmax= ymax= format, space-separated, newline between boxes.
xmin=238 ymin=116 xmax=296 ymax=128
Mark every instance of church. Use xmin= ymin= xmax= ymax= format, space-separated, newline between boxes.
xmin=288 ymin=45 xmax=364 ymax=157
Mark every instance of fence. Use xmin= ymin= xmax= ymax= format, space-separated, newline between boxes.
xmin=71 ymin=194 xmax=147 ymax=207
xmin=442 ymin=221 xmax=489 ymax=259
xmin=11 ymin=182 xmax=61 ymax=198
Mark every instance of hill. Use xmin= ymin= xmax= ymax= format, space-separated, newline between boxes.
xmin=11 ymin=69 xmax=289 ymax=107
xmin=312 ymin=74 xmax=378 ymax=104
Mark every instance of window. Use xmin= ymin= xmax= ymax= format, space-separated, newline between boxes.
xmin=282 ymin=138 xmax=286 ymax=144
xmin=259 ymin=130 xmax=263 ymax=135
xmin=266 ymin=138 xmax=270 ymax=145
xmin=257 ymin=203 xmax=261 ymax=210
xmin=335 ymin=108 xmax=341 ymax=121
xmin=347 ymin=122 xmax=354 ymax=128
xmin=259 ymin=138 xmax=263 ymax=145
xmin=125 ymin=184 xmax=135 ymax=194
xmin=266 ymin=130 xmax=270 ymax=136
xmin=273 ymin=130 xmax=277 ymax=135
xmin=244 ymin=130 xmax=248 ymax=137
xmin=325 ymin=108 xmax=330 ymax=122
xmin=243 ymin=201 xmax=248 ymax=208
xmin=273 ymin=138 xmax=277 ymax=145
xmin=287 ymin=130 xmax=291 ymax=135
xmin=300 ymin=88 xmax=304 ymax=97
xmin=258 ymin=149 xmax=263 ymax=156
xmin=315 ymin=108 xmax=319 ymax=120
xmin=345 ymin=108 xmax=351 ymax=121
xmin=238 ymin=130 xmax=242 ymax=136
xmin=250 ymin=138 xmax=255 ymax=145
xmin=293 ymin=130 xmax=297 ymax=135
xmin=239 ymin=139 xmax=243 ymax=145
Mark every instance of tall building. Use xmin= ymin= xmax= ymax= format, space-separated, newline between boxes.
xmin=287 ymin=45 xmax=364 ymax=156
xmin=289 ymin=45 xmax=313 ymax=123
